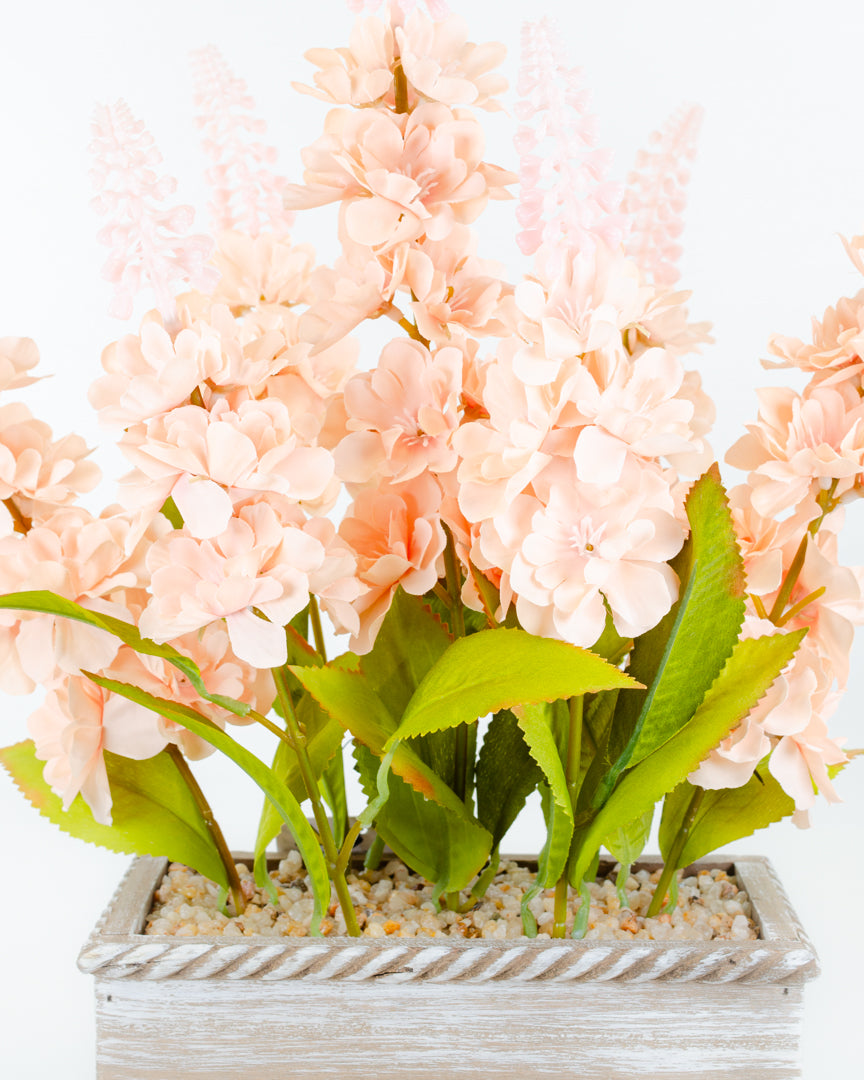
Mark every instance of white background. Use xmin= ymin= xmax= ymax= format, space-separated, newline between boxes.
xmin=1 ymin=1 xmax=863 ymax=1076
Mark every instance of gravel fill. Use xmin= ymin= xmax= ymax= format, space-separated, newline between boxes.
xmin=145 ymin=853 xmax=758 ymax=942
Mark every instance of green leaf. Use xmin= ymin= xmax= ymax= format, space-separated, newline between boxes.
xmin=292 ymin=665 xmax=474 ymax=818
xmin=252 ymin=696 xmax=344 ymax=891
xmin=0 ymin=590 xmax=249 ymax=718
xmin=604 ymin=807 xmax=654 ymax=869
xmin=0 ymin=741 xmax=229 ymax=886
xmin=475 ymin=710 xmax=542 ymax=848
xmin=570 ymin=628 xmax=806 ymax=884
xmin=598 ymin=467 xmax=746 ymax=801
xmin=393 ymin=628 xmax=641 ymax=744
xmin=513 ymin=701 xmax=575 ymax=889
xmin=360 ymin=589 xmax=459 ymax=790
xmin=85 ymin=673 xmax=332 ymax=934
xmin=320 ymin=751 xmax=348 ymax=846
xmin=353 ymin=744 xmax=492 ymax=893
xmin=659 ymin=766 xmax=796 ymax=869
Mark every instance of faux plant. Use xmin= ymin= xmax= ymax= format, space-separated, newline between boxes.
xmin=1 ymin=0 xmax=860 ymax=940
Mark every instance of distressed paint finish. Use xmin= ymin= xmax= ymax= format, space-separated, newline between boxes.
xmin=80 ymin=856 xmax=817 ymax=1079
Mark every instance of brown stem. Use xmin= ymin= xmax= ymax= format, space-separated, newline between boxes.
xmin=393 ymin=59 xmax=409 ymax=114
xmin=166 ymin=744 xmax=246 ymax=915
xmin=398 ymin=316 xmax=430 ymax=348
xmin=3 ymin=496 xmax=31 ymax=535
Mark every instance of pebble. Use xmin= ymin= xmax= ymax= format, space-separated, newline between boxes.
xmin=145 ymin=860 xmax=758 ymax=942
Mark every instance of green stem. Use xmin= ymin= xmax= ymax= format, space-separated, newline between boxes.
xmin=647 ymin=786 xmax=705 ymax=917
xmin=553 ymin=696 xmax=584 ymax=939
xmin=249 ymin=708 xmax=297 ymax=751
xmin=2 ymin=496 xmax=30 ymax=535
xmin=468 ymin=560 xmax=501 ymax=628
xmin=272 ymin=668 xmax=361 ymax=936
xmin=308 ymin=594 xmax=328 ymax=661
xmin=775 ymin=585 xmax=826 ymax=627
xmin=393 ymin=59 xmax=409 ymax=114
xmin=165 ymin=744 xmax=246 ymax=916
xmin=615 ymin=863 xmax=631 ymax=909
xmin=767 ymin=533 xmax=809 ymax=624
xmin=364 ymin=833 xmax=385 ymax=871
xmin=552 ymin=876 xmax=569 ymax=937
xmin=441 ymin=523 xmax=466 ymax=638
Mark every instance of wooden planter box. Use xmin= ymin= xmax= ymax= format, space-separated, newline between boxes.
xmin=78 ymin=854 xmax=818 ymax=1079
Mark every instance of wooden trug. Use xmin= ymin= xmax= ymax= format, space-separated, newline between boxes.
xmin=79 ymin=854 xmax=817 ymax=1079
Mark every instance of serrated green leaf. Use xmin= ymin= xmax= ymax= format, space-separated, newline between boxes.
xmin=598 ymin=468 xmax=746 ymax=802
xmin=85 ymin=673 xmax=331 ymax=934
xmin=476 ymin=710 xmax=542 ymax=848
xmin=0 ymin=590 xmax=250 ymax=717
xmin=292 ymin=665 xmax=472 ymax=817
xmin=570 ymin=628 xmax=806 ymax=884
xmin=392 ymin=628 xmax=640 ymax=744
xmin=659 ymin=766 xmax=795 ymax=869
xmin=360 ymin=589 xmax=459 ymax=790
xmin=353 ymin=743 xmax=492 ymax=892
xmin=0 ymin=741 xmax=228 ymax=886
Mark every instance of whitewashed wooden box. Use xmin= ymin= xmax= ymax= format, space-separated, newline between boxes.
xmin=78 ymin=855 xmax=817 ymax=1079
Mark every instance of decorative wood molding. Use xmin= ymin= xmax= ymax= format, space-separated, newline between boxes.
xmin=78 ymin=855 xmax=819 ymax=986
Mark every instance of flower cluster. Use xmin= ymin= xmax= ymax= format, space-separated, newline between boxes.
xmin=689 ymin=234 xmax=864 ymax=821
xmin=1 ymin=0 xmax=861 ymax=916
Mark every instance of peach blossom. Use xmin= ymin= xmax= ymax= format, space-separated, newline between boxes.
xmin=120 ymin=398 xmax=334 ymax=537
xmin=767 ymin=291 xmax=864 ymax=383
xmin=508 ymin=242 xmax=652 ymax=386
xmin=28 ymin=673 xmax=168 ymax=825
xmin=726 ymin=385 xmax=864 ymax=517
xmin=499 ymin=459 xmax=683 ymax=645
xmin=0 ymin=403 xmax=100 ymax=511
xmin=335 ymin=339 xmax=461 ymax=484
xmin=453 ymin=342 xmax=555 ymax=522
xmin=397 ymin=13 xmax=507 ymax=112
xmin=89 ymin=315 xmax=223 ymax=427
xmin=284 ymin=103 xmax=514 ymax=251
xmin=402 ymin=227 xmax=509 ymax=342
xmin=140 ymin=501 xmax=325 ymax=668
xmin=338 ymin=472 xmax=446 ymax=652
xmin=0 ymin=336 xmax=41 ymax=393
xmin=210 ymin=230 xmax=316 ymax=311
xmin=104 ymin=630 xmax=275 ymax=760
xmin=0 ymin=507 xmax=162 ymax=690
xmin=293 ymin=16 xmax=396 ymax=108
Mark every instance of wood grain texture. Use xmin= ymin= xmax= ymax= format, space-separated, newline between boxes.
xmin=94 ymin=979 xmax=804 ymax=1079
xmin=81 ymin=854 xmax=817 ymax=1079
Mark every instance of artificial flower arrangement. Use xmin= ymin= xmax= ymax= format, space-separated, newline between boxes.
xmin=0 ymin=0 xmax=860 ymax=941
